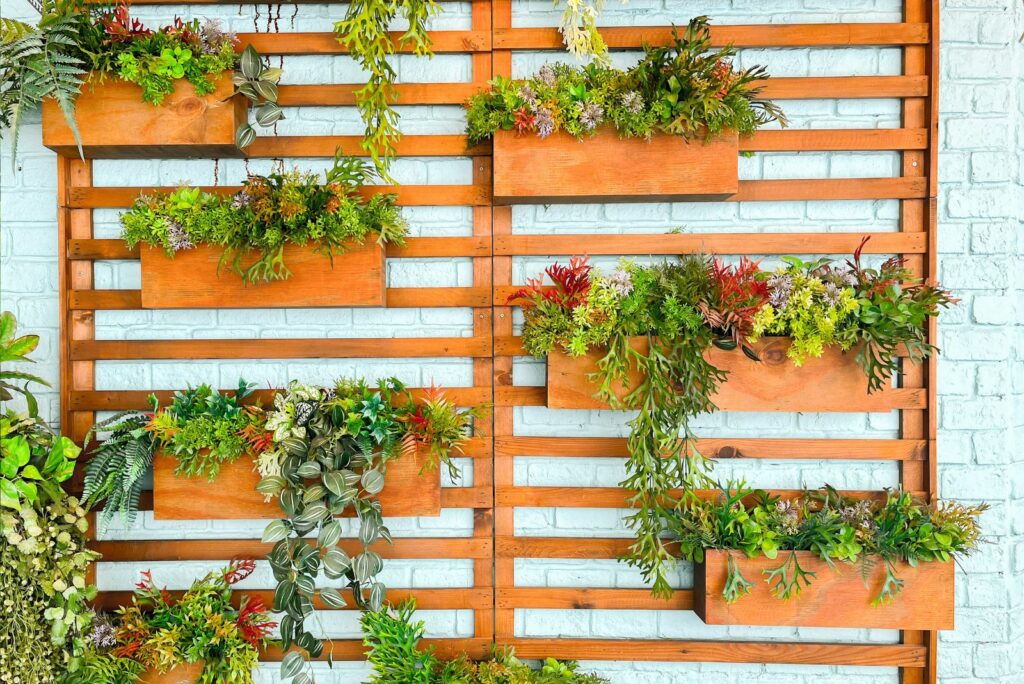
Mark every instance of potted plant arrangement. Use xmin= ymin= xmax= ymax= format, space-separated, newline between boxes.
xmin=0 ymin=313 xmax=99 ymax=681
xmin=676 ymin=483 xmax=985 ymax=630
xmin=63 ymin=561 xmax=276 ymax=684
xmin=1 ymin=2 xmax=280 ymax=158
xmin=510 ymin=243 xmax=955 ymax=595
xmin=466 ymin=17 xmax=786 ymax=204
xmin=361 ymin=599 xmax=608 ymax=683
xmin=119 ymin=150 xmax=406 ymax=307
xmin=82 ymin=375 xmax=486 ymax=683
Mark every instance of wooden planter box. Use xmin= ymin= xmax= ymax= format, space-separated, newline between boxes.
xmin=153 ymin=447 xmax=441 ymax=520
xmin=492 ymin=127 xmax=738 ymax=204
xmin=138 ymin=662 xmax=205 ymax=684
xmin=694 ymin=550 xmax=954 ymax=630
xmin=43 ymin=74 xmax=245 ymax=158
xmin=546 ymin=336 xmax=892 ymax=412
xmin=139 ymin=243 xmax=386 ymax=308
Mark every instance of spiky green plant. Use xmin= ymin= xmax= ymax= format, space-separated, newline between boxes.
xmin=81 ymin=404 xmax=158 ymax=532
xmin=0 ymin=11 xmax=87 ymax=160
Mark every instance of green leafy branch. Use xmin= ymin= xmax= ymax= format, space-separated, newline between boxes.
xmin=334 ymin=0 xmax=440 ymax=178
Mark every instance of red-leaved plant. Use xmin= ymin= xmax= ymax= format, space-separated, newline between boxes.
xmin=507 ymin=256 xmax=593 ymax=312
xmin=700 ymin=256 xmax=769 ymax=357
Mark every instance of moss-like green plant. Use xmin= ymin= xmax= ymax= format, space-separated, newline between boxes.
xmin=120 ymin=151 xmax=407 ymax=284
xmin=669 ymin=483 xmax=986 ymax=605
xmin=466 ymin=17 xmax=786 ymax=145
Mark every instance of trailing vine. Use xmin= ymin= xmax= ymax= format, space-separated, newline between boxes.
xmin=513 ymin=247 xmax=954 ymax=596
xmin=334 ymin=0 xmax=440 ymax=178
xmin=253 ymin=378 xmax=483 ymax=683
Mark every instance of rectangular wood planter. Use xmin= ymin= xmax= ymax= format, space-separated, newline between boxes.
xmin=546 ymin=336 xmax=893 ymax=413
xmin=492 ymin=127 xmax=739 ymax=204
xmin=152 ymin=447 xmax=441 ymax=520
xmin=43 ymin=74 xmax=245 ymax=158
xmin=694 ymin=550 xmax=954 ymax=630
xmin=139 ymin=242 xmax=386 ymax=308
xmin=137 ymin=663 xmax=205 ymax=684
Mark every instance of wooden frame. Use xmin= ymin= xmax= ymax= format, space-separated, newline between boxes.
xmin=694 ymin=550 xmax=954 ymax=631
xmin=59 ymin=1 xmax=497 ymax=664
xmin=492 ymin=128 xmax=738 ymax=204
xmin=152 ymin=447 xmax=442 ymax=520
xmin=43 ymin=74 xmax=245 ymax=158
xmin=139 ymin=242 xmax=387 ymax=309
xmin=546 ymin=336 xmax=906 ymax=412
xmin=54 ymin=1 xmax=942 ymax=679
xmin=492 ymin=1 xmax=942 ymax=681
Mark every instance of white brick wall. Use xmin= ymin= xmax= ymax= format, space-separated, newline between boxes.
xmin=1 ymin=1 xmax=1021 ymax=682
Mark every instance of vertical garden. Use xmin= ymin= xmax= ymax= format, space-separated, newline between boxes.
xmin=1 ymin=1 xmax=1007 ymax=683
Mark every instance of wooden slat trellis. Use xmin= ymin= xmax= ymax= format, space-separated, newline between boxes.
xmin=55 ymin=0 xmax=941 ymax=679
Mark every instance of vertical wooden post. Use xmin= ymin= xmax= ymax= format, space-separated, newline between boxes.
xmin=899 ymin=1 xmax=939 ymax=682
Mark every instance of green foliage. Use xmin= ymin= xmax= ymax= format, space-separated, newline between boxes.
xmin=82 ymin=405 xmax=157 ymax=532
xmin=466 ymin=16 xmax=786 ymax=145
xmin=667 ymin=482 xmax=987 ymax=605
xmin=2 ymin=492 xmax=99 ymax=679
xmin=0 ymin=10 xmax=88 ymax=162
xmin=64 ymin=561 xmax=274 ymax=684
xmin=334 ymin=0 xmax=440 ymax=178
xmin=403 ymin=385 xmax=489 ymax=480
xmin=362 ymin=599 xmax=609 ymax=683
xmin=1 ymin=412 xmax=80 ymax=509
xmin=749 ymin=256 xmax=860 ymax=365
xmin=0 ymin=310 xmax=51 ymax=416
xmin=836 ymin=246 xmax=956 ymax=393
xmin=100 ymin=16 xmax=236 ymax=106
xmin=554 ymin=0 xmax=618 ymax=61
xmin=1 ymin=3 xmax=281 ymax=164
xmin=148 ymin=379 xmax=261 ymax=480
xmin=513 ymin=248 xmax=954 ymax=596
xmin=120 ymin=151 xmax=407 ymax=284
xmin=257 ymin=377 xmax=482 ymax=683
xmin=232 ymin=44 xmax=283 ymax=148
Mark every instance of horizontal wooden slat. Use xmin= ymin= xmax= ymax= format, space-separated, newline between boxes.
xmin=498 ymin=437 xmax=927 ymax=461
xmin=246 ymin=134 xmax=486 ymax=158
xmin=68 ymin=237 xmax=491 ymax=260
xmin=760 ymin=75 xmax=928 ymax=99
xmin=97 ymin=587 xmax=492 ymax=612
xmin=69 ymin=287 xmax=490 ymax=310
xmin=70 ymin=337 xmax=490 ymax=360
xmin=498 ymin=487 xmax=917 ymax=509
xmin=494 ymin=386 xmax=926 ymax=410
xmin=494 ymin=232 xmax=925 ymax=257
xmin=239 ymin=31 xmax=490 ymax=55
xmin=67 ymin=185 xmax=489 ymax=208
xmin=265 ymin=77 xmax=926 ymax=106
xmin=70 ymin=387 xmax=493 ymax=412
xmin=264 ymin=637 xmax=493 ymax=662
xmin=92 ymin=537 xmax=492 ymax=562
xmin=498 ymin=587 xmax=693 ymax=611
xmin=277 ymin=83 xmax=481 ymax=106
xmin=506 ymin=639 xmax=926 ymax=668
xmin=743 ymin=128 xmax=927 ymax=152
xmin=494 ymin=24 xmax=930 ymax=49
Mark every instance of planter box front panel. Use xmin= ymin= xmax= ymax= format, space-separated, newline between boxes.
xmin=139 ymin=242 xmax=386 ymax=309
xmin=43 ymin=75 xmax=245 ymax=158
xmin=493 ymin=128 xmax=739 ymax=204
xmin=694 ymin=550 xmax=954 ymax=630
xmin=152 ymin=447 xmax=441 ymax=520
xmin=546 ymin=336 xmax=892 ymax=412
xmin=137 ymin=662 xmax=205 ymax=684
